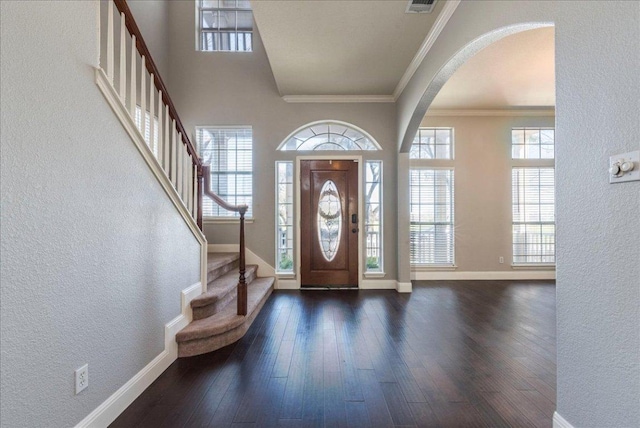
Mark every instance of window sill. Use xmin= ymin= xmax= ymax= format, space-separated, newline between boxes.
xmin=364 ymin=272 xmax=386 ymax=279
xmin=411 ymin=265 xmax=458 ymax=271
xmin=511 ymin=264 xmax=555 ymax=270
xmin=276 ymin=272 xmax=295 ymax=279
xmin=203 ymin=217 xmax=254 ymax=225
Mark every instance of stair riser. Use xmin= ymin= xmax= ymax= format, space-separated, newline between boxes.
xmin=207 ymin=259 xmax=239 ymax=284
xmin=178 ymin=285 xmax=273 ymax=358
xmin=192 ymin=268 xmax=258 ymax=320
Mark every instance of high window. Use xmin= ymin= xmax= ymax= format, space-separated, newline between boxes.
xmin=197 ymin=127 xmax=253 ymax=218
xmin=198 ymin=0 xmax=253 ymax=52
xmin=410 ymin=169 xmax=455 ymax=266
xmin=410 ymin=128 xmax=453 ymax=159
xmin=512 ymin=128 xmax=555 ymax=264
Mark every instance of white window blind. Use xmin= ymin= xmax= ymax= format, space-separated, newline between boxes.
xmin=365 ymin=161 xmax=383 ymax=273
xmin=276 ymin=161 xmax=294 ymax=273
xmin=410 ymin=169 xmax=455 ymax=265
xmin=410 ymin=128 xmax=453 ymax=160
xmin=512 ymin=168 xmax=555 ymax=264
xmin=199 ymin=0 xmax=253 ymax=52
xmin=197 ymin=127 xmax=253 ymax=218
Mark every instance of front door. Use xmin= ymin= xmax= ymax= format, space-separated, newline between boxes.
xmin=300 ymin=160 xmax=358 ymax=287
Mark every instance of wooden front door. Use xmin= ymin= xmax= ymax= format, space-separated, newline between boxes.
xmin=300 ymin=160 xmax=359 ymax=287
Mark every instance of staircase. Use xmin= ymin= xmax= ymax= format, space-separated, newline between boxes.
xmin=97 ymin=1 xmax=275 ymax=358
xmin=175 ymin=253 xmax=274 ymax=357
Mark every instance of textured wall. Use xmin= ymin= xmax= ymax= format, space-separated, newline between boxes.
xmin=421 ymin=115 xmax=555 ymax=272
xmin=397 ymin=1 xmax=640 ymax=426
xmin=554 ymin=2 xmax=639 ymax=426
xmin=0 ymin=2 xmax=201 ymax=427
xmin=168 ymin=1 xmax=399 ymax=280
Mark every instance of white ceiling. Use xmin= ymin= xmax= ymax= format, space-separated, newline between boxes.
xmin=251 ymin=0 xmax=447 ymax=96
xmin=252 ymin=3 xmax=555 ymax=108
xmin=430 ymin=27 xmax=556 ymax=109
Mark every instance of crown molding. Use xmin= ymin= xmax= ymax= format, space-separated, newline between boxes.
xmin=425 ymin=108 xmax=555 ymax=117
xmin=393 ymin=0 xmax=462 ymax=101
xmin=282 ymin=95 xmax=395 ymax=103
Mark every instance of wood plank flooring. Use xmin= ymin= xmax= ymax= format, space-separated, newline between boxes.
xmin=111 ymin=280 xmax=556 ymax=428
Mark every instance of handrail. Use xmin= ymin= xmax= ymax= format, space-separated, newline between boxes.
xmin=113 ymin=0 xmax=201 ymax=165
xmin=201 ymin=166 xmax=248 ymax=214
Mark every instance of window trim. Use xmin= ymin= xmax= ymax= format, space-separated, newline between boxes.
xmin=196 ymin=125 xmax=254 ymax=220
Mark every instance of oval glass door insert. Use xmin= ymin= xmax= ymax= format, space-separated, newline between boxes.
xmin=317 ymin=180 xmax=342 ymax=261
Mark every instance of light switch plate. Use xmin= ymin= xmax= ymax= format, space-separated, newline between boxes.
xmin=609 ymin=150 xmax=640 ymax=184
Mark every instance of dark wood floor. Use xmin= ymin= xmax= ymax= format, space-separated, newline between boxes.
xmin=111 ymin=280 xmax=556 ymax=428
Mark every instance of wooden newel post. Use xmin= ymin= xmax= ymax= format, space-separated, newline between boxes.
xmin=237 ymin=207 xmax=248 ymax=316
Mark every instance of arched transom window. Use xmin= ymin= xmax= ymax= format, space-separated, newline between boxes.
xmin=279 ymin=121 xmax=381 ymax=151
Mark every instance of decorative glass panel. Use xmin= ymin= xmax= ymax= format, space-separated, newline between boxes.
xmin=280 ymin=122 xmax=380 ymax=151
xmin=317 ymin=180 xmax=342 ymax=262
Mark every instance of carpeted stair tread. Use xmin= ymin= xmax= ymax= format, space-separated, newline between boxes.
xmin=192 ymin=265 xmax=258 ymax=309
xmin=207 ymin=253 xmax=239 ymax=283
xmin=176 ymin=277 xmax=275 ymax=343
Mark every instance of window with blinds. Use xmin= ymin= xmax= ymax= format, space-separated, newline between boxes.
xmin=410 ymin=169 xmax=455 ymax=265
xmin=512 ymin=168 xmax=555 ymax=264
xmin=511 ymin=126 xmax=555 ymax=264
xmin=410 ymin=128 xmax=453 ymax=160
xmin=197 ymin=127 xmax=253 ymax=218
xmin=198 ymin=0 xmax=253 ymax=52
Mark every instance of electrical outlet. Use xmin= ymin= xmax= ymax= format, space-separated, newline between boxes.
xmin=499 ymin=256 xmax=504 ymax=264
xmin=75 ymin=364 xmax=88 ymax=394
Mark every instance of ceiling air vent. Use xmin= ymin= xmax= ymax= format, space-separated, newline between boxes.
xmin=406 ymin=0 xmax=438 ymax=14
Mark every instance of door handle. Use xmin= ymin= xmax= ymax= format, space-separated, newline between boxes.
xmin=352 ymin=228 xmax=359 ymax=233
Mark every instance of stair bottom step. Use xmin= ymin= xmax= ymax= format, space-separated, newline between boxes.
xmin=176 ymin=277 xmax=274 ymax=358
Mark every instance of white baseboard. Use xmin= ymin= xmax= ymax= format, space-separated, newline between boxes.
xmin=276 ymin=279 xmax=299 ymax=290
xmin=411 ymin=270 xmax=556 ymax=281
xmin=207 ymin=244 xmax=277 ymax=285
xmin=396 ymin=282 xmax=413 ymax=293
xmin=553 ymin=412 xmax=575 ymax=428
xmin=75 ymin=282 xmax=200 ymax=428
xmin=361 ymin=279 xmax=397 ymax=290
